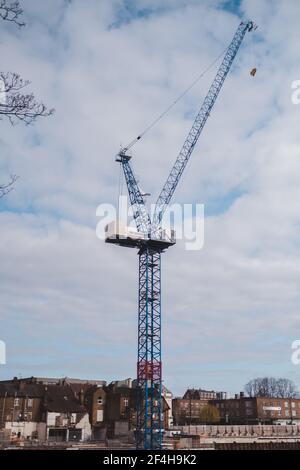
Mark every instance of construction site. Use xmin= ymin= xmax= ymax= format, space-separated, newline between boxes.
xmin=1 ymin=0 xmax=300 ymax=462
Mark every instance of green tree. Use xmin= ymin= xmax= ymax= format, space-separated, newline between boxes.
xmin=199 ymin=405 xmax=220 ymax=424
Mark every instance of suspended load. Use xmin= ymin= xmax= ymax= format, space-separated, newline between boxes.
xmin=250 ymin=67 xmax=257 ymax=76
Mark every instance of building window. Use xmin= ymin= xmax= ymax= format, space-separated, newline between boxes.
xmin=292 ymin=402 xmax=295 ymax=408
xmin=124 ymin=398 xmax=129 ymax=407
xmin=27 ymin=398 xmax=33 ymax=408
xmin=14 ymin=398 xmax=20 ymax=407
xmin=292 ymin=410 xmax=296 ymax=417
xmin=285 ymin=410 xmax=289 ymax=417
xmin=285 ymin=402 xmax=289 ymax=408
xmin=97 ymin=398 xmax=103 ymax=405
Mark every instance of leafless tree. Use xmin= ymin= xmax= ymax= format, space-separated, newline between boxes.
xmin=245 ymin=378 xmax=261 ymax=397
xmin=276 ymin=378 xmax=297 ymax=398
xmin=0 ymin=1 xmax=54 ymax=197
xmin=245 ymin=377 xmax=297 ymax=398
xmin=0 ymin=72 xmax=54 ymax=125
xmin=0 ymin=174 xmax=18 ymax=197
xmin=244 ymin=380 xmax=253 ymax=397
xmin=0 ymin=0 xmax=24 ymax=27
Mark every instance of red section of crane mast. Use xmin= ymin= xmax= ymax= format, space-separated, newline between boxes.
xmin=137 ymin=361 xmax=162 ymax=381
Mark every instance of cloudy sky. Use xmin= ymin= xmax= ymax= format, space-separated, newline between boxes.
xmin=1 ymin=0 xmax=300 ymax=396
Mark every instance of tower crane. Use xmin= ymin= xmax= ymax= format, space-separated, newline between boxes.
xmin=105 ymin=20 xmax=256 ymax=450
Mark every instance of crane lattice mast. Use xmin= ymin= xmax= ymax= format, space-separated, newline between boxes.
xmin=106 ymin=20 xmax=255 ymax=450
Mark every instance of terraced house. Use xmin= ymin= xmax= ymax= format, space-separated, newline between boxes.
xmin=0 ymin=376 xmax=171 ymax=443
xmin=212 ymin=393 xmax=300 ymax=425
xmin=0 ymin=378 xmax=91 ymax=442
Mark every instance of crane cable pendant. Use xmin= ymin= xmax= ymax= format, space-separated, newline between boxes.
xmin=120 ymin=43 xmax=230 ymax=154
xmin=121 ymin=21 xmax=258 ymax=156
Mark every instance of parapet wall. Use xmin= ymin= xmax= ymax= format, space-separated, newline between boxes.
xmin=177 ymin=424 xmax=300 ymax=437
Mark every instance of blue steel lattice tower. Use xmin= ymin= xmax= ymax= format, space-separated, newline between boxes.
xmin=105 ymin=21 xmax=255 ymax=450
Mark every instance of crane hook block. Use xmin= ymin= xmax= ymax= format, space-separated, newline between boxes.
xmin=250 ymin=68 xmax=257 ymax=77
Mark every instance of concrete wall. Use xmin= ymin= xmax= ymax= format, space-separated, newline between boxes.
xmin=5 ymin=421 xmax=38 ymax=439
xmin=46 ymin=412 xmax=60 ymax=426
xmin=114 ymin=420 xmax=129 ymax=436
xmin=76 ymin=413 xmax=92 ymax=440
xmin=36 ymin=422 xmax=47 ymax=440
xmin=177 ymin=424 xmax=300 ymax=437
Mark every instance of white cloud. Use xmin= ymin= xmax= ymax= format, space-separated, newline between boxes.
xmin=1 ymin=0 xmax=300 ymax=395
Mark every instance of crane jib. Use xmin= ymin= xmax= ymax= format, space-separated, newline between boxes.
xmin=151 ymin=20 xmax=254 ymax=234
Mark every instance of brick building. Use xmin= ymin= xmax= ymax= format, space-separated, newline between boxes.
xmin=211 ymin=394 xmax=300 ymax=425
xmin=43 ymin=385 xmax=91 ymax=441
xmin=173 ymin=388 xmax=226 ymax=425
xmin=0 ymin=380 xmax=45 ymax=439
xmin=84 ymin=385 xmax=106 ymax=439
xmin=162 ymin=385 xmax=173 ymax=428
xmin=104 ymin=382 xmax=171 ymax=437
xmin=104 ymin=383 xmax=133 ymax=438
xmin=0 ymin=376 xmax=171 ymax=442
xmin=0 ymin=379 xmax=91 ymax=442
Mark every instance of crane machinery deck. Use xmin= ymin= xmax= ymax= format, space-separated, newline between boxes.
xmin=105 ymin=20 xmax=256 ymax=450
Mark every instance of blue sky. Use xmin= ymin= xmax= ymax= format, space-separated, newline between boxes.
xmin=222 ymin=0 xmax=242 ymax=14
xmin=1 ymin=0 xmax=300 ymax=396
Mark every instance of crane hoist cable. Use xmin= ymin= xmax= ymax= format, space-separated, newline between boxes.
xmin=120 ymin=43 xmax=232 ymax=154
xmin=117 ymin=157 xmax=124 ymax=217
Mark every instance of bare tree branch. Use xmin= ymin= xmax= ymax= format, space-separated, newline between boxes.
xmin=0 ymin=2 xmax=54 ymax=199
xmin=245 ymin=377 xmax=298 ymax=398
xmin=0 ymin=0 xmax=24 ymax=27
xmin=0 ymin=72 xmax=55 ymax=125
xmin=0 ymin=174 xmax=18 ymax=198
